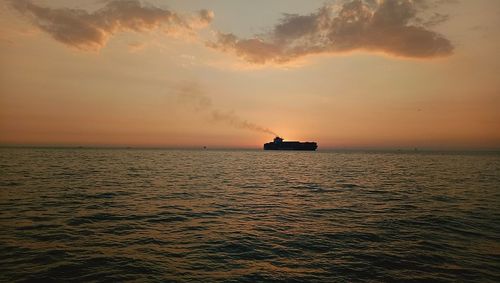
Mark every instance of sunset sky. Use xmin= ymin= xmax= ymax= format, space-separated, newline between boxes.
xmin=1 ymin=0 xmax=499 ymax=149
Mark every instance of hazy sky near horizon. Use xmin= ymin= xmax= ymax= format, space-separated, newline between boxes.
xmin=1 ymin=0 xmax=499 ymax=149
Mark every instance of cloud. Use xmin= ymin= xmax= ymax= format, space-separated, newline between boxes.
xmin=208 ymin=0 xmax=454 ymax=64
xmin=9 ymin=0 xmax=213 ymax=51
xmin=127 ymin=41 xmax=147 ymax=53
xmin=176 ymin=82 xmax=278 ymax=136
xmin=419 ymin=13 xmax=450 ymax=27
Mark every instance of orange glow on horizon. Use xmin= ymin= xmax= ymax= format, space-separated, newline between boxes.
xmin=0 ymin=0 xmax=499 ymax=150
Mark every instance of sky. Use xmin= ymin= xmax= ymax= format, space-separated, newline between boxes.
xmin=0 ymin=0 xmax=499 ymax=149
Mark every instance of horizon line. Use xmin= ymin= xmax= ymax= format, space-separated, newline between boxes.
xmin=1 ymin=144 xmax=500 ymax=153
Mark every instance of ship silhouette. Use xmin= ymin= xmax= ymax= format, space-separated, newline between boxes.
xmin=264 ymin=137 xmax=317 ymax=151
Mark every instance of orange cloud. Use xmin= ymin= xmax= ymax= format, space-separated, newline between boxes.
xmin=9 ymin=0 xmax=213 ymax=51
xmin=208 ymin=0 xmax=454 ymax=64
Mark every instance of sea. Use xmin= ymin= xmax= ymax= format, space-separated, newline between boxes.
xmin=1 ymin=148 xmax=499 ymax=282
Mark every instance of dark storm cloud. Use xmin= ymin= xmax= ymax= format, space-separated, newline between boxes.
xmin=9 ymin=0 xmax=213 ymax=51
xmin=208 ymin=0 xmax=454 ymax=64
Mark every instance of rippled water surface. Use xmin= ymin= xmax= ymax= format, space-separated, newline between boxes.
xmin=1 ymin=148 xmax=499 ymax=282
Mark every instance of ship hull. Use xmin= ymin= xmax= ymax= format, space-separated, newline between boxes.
xmin=263 ymin=142 xmax=317 ymax=151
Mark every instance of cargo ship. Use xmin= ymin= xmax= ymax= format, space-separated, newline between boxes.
xmin=263 ymin=137 xmax=317 ymax=151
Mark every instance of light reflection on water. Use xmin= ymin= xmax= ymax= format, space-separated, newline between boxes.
xmin=1 ymin=148 xmax=499 ymax=282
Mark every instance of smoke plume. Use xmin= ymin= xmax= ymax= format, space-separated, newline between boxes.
xmin=176 ymin=82 xmax=277 ymax=136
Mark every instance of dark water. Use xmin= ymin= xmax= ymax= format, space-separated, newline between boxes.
xmin=1 ymin=148 xmax=499 ymax=282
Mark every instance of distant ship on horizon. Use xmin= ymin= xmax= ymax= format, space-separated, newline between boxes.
xmin=264 ymin=137 xmax=318 ymax=151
